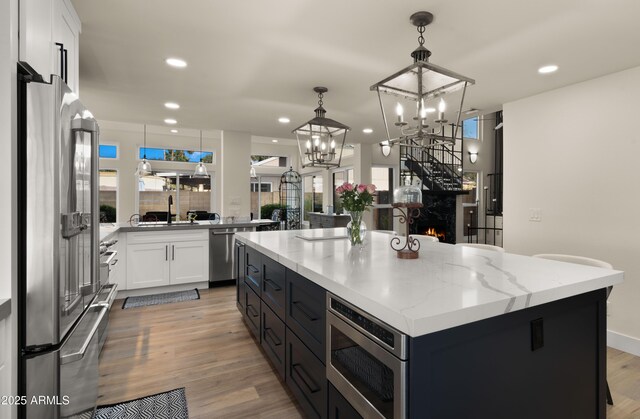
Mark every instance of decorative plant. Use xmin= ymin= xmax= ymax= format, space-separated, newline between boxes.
xmin=335 ymin=182 xmax=376 ymax=212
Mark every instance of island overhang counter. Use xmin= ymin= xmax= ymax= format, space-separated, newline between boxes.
xmin=234 ymin=228 xmax=622 ymax=419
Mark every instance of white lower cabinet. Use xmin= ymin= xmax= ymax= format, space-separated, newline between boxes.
xmin=125 ymin=230 xmax=209 ymax=290
xmin=127 ymin=242 xmax=172 ymax=289
xmin=170 ymin=240 xmax=209 ymax=285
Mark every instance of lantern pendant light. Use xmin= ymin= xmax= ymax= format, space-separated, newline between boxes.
xmin=293 ymin=86 xmax=350 ymax=169
xmin=192 ymin=130 xmax=209 ymax=178
xmin=135 ymin=124 xmax=152 ymax=176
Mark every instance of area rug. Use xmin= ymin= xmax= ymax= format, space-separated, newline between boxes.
xmin=122 ymin=289 xmax=200 ymax=309
xmin=94 ymin=387 xmax=188 ymax=419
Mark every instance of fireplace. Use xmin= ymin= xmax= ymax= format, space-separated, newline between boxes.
xmin=411 ymin=193 xmax=457 ymax=244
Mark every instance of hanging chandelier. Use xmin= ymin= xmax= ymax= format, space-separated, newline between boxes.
xmin=371 ymin=11 xmax=475 ymax=153
xmin=293 ymin=87 xmax=350 ymax=169
xmin=135 ymin=124 xmax=152 ymax=176
xmin=192 ymin=130 xmax=209 ymax=178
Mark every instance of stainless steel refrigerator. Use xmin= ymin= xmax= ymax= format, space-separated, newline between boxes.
xmin=17 ymin=63 xmax=104 ymax=419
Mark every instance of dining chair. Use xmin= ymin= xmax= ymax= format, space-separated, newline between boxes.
xmin=456 ymin=243 xmax=505 ymax=252
xmin=532 ymin=253 xmax=615 ymax=406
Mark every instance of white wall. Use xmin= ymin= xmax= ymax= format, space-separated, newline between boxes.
xmin=221 ymin=130 xmax=251 ymax=217
xmin=2 ymin=0 xmax=19 ymax=415
xmin=99 ymin=121 xmax=221 ymax=222
xmin=503 ymin=65 xmax=640 ymax=353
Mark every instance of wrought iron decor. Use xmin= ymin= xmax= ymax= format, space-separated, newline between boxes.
xmin=390 ymin=203 xmax=423 ymax=259
xmin=279 ymin=167 xmax=302 ymax=230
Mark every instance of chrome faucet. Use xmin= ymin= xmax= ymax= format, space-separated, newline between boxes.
xmin=167 ymin=195 xmax=173 ymax=224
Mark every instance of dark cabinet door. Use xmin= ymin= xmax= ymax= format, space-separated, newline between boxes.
xmin=261 ymin=303 xmax=286 ymax=379
xmin=244 ymin=285 xmax=261 ymax=342
xmin=262 ymin=256 xmax=286 ymax=320
xmin=328 ymin=383 xmax=363 ymax=419
xmin=236 ymin=241 xmax=246 ymax=311
xmin=245 ymin=246 xmax=262 ymax=296
xmin=286 ymin=269 xmax=326 ymax=363
xmin=286 ymin=328 xmax=327 ymax=419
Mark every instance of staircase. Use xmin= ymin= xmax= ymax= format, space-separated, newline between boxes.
xmin=400 ymin=138 xmax=464 ymax=193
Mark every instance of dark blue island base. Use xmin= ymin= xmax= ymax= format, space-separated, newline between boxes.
xmin=235 ymin=242 xmax=607 ymax=419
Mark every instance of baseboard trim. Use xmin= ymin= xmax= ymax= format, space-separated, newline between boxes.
xmin=607 ymin=329 xmax=640 ymax=357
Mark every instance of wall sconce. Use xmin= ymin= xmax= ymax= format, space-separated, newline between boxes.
xmin=468 ymin=151 xmax=478 ymax=164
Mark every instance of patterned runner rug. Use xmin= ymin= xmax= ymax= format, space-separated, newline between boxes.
xmin=94 ymin=387 xmax=188 ymax=419
xmin=122 ymin=289 xmax=200 ymax=309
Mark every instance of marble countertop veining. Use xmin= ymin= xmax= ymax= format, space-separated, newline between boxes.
xmin=236 ymin=228 xmax=623 ymax=337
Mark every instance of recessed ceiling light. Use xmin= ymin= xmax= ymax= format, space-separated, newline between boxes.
xmin=425 ymin=107 xmax=436 ymax=113
xmin=464 ymin=108 xmax=479 ymax=115
xmin=165 ymin=58 xmax=187 ymax=68
xmin=278 ymin=117 xmax=290 ymax=124
xmin=164 ymin=118 xmax=177 ymax=125
xmin=164 ymin=102 xmax=180 ymax=110
xmin=538 ymin=65 xmax=558 ymax=74
xmin=362 ymin=128 xmax=373 ymax=134
xmin=272 ymin=139 xmax=278 ymax=143
xmin=170 ymin=129 xmax=178 ymax=133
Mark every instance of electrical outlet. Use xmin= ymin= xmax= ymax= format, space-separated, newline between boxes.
xmin=529 ymin=208 xmax=542 ymax=222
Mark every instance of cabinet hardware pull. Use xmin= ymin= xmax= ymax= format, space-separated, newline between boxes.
xmin=172 ymin=245 xmax=175 ymax=260
xmin=248 ymin=264 xmax=259 ymax=274
xmin=263 ymin=278 xmax=282 ymax=292
xmin=292 ymin=363 xmax=320 ymax=394
xmin=293 ymin=301 xmax=318 ymax=321
xmin=63 ymin=48 xmax=68 ymax=84
xmin=165 ymin=245 xmax=168 ymax=261
xmin=247 ymin=304 xmax=259 ymax=317
xmin=264 ymin=327 xmax=282 ymax=346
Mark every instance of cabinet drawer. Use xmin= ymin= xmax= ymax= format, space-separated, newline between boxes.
xmin=286 ymin=269 xmax=326 ymax=363
xmin=328 ymin=383 xmax=363 ymax=419
xmin=261 ymin=303 xmax=286 ymax=379
xmin=244 ymin=286 xmax=261 ymax=342
xmin=245 ymin=246 xmax=262 ymax=296
xmin=286 ymin=328 xmax=327 ymax=419
xmin=262 ymin=256 xmax=285 ymax=320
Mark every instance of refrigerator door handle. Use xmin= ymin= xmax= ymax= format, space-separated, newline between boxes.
xmin=71 ymin=116 xmax=100 ymax=295
xmin=60 ymin=306 xmax=107 ymax=365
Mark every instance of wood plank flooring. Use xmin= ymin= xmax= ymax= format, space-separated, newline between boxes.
xmin=98 ymin=286 xmax=640 ymax=418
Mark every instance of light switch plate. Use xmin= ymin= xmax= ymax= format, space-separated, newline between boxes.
xmin=529 ymin=208 xmax=542 ymax=222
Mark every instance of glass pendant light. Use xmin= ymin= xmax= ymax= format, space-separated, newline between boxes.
xmin=135 ymin=124 xmax=152 ymax=176
xmin=192 ymin=130 xmax=209 ymax=178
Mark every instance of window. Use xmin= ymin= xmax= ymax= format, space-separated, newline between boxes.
xmin=303 ymin=175 xmax=323 ymax=221
xmin=332 ymin=169 xmax=354 ymax=214
xmin=99 ymin=169 xmax=117 ymax=222
xmin=251 ymin=182 xmax=272 ymax=192
xmin=139 ymin=147 xmax=213 ymax=163
xmin=371 ymin=167 xmax=394 ymax=231
xmin=462 ymin=171 xmax=479 ymax=238
xmin=99 ymin=144 xmax=117 ymax=159
xmin=251 ymin=155 xmax=287 ymax=168
xmin=462 ymin=117 xmax=479 ymax=140
xmin=138 ymin=171 xmax=211 ymax=221
xmin=250 ymin=176 xmax=281 ymax=219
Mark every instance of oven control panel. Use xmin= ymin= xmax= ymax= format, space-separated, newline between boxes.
xmin=330 ymin=298 xmax=395 ymax=348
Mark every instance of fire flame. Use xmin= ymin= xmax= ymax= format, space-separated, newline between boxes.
xmin=425 ymin=227 xmax=445 ymax=242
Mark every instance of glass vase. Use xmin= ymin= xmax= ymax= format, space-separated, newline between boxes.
xmin=346 ymin=211 xmax=367 ymax=247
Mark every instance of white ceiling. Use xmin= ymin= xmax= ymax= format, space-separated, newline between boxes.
xmin=71 ymin=0 xmax=640 ymax=145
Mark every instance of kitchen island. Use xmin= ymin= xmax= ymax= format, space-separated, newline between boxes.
xmin=235 ymin=228 xmax=622 ymax=419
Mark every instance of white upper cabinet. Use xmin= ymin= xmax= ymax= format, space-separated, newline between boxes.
xmin=53 ymin=0 xmax=80 ymax=93
xmin=19 ymin=0 xmax=81 ymax=93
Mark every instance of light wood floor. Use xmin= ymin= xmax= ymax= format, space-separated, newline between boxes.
xmin=98 ymin=287 xmax=640 ymax=418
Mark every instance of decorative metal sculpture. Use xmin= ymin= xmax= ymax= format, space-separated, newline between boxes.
xmin=279 ymin=167 xmax=302 ymax=230
xmin=390 ymin=203 xmax=423 ymax=259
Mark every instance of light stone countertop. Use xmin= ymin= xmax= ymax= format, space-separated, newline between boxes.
xmin=236 ymin=228 xmax=623 ymax=337
xmin=100 ymin=219 xmax=277 ymax=242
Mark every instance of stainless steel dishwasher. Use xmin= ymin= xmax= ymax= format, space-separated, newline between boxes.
xmin=209 ymin=227 xmax=253 ymax=285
